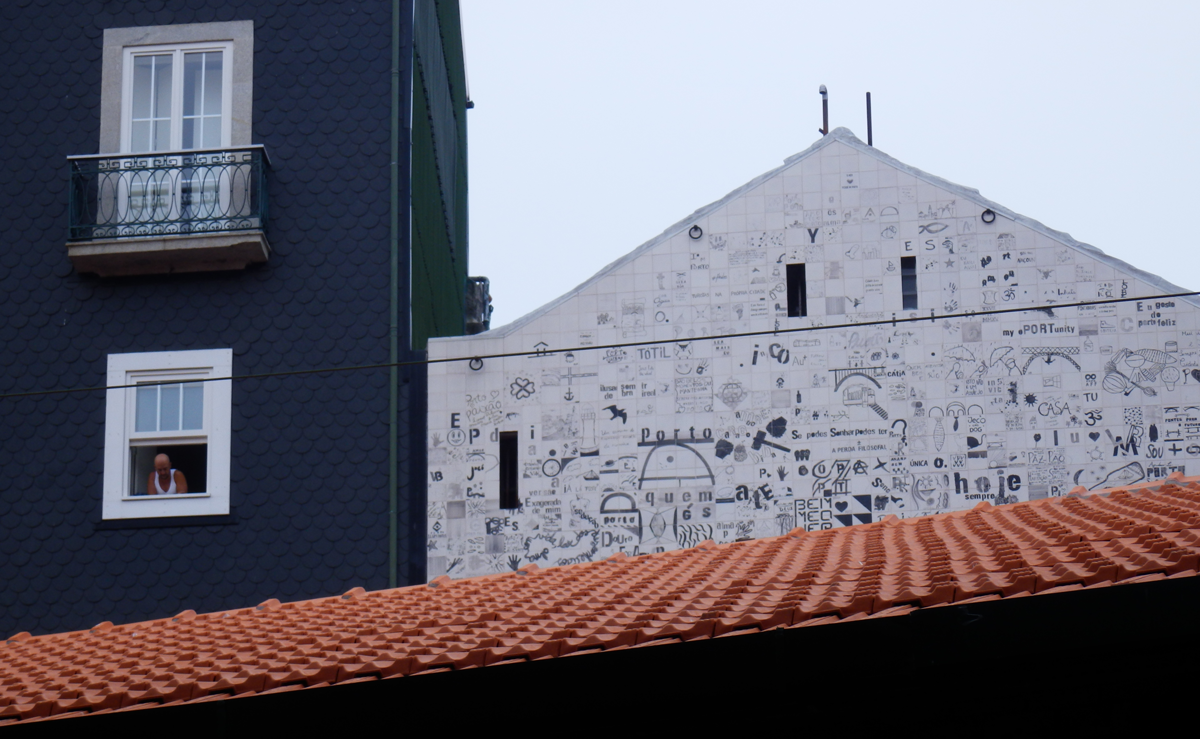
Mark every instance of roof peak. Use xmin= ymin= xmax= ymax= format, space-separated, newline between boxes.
xmin=435 ymin=123 xmax=1196 ymax=341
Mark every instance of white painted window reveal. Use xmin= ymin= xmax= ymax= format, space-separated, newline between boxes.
xmin=103 ymin=349 xmax=232 ymax=520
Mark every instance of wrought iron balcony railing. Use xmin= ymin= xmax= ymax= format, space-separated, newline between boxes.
xmin=68 ymin=146 xmax=269 ymax=242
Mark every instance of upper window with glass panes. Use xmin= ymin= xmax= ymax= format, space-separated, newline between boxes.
xmin=122 ymin=43 xmax=232 ymax=153
xmin=128 ymin=370 xmax=209 ymax=500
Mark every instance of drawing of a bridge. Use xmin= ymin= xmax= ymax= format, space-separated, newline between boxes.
xmin=830 ymin=365 xmax=886 ymax=391
xmin=1020 ymin=347 xmax=1080 ymax=374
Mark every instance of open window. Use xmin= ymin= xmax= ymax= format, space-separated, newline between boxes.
xmin=786 ymin=263 xmax=807 ymax=318
xmin=901 ymin=256 xmax=918 ymax=310
xmin=103 ymin=349 xmax=232 ymax=520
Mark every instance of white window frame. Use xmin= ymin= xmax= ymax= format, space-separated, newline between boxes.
xmin=103 ymin=349 xmax=233 ymax=520
xmin=114 ymin=43 xmax=235 ymax=230
xmin=120 ymin=41 xmax=234 ymax=154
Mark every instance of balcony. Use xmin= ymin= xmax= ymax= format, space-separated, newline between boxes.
xmin=67 ymin=146 xmax=270 ymax=276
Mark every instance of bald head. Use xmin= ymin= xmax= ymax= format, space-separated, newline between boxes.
xmin=149 ymin=453 xmax=187 ymax=495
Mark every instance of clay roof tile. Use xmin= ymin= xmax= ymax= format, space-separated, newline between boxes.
xmin=5 ymin=476 xmax=1200 ymax=723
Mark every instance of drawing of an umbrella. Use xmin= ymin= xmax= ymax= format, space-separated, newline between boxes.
xmin=944 ymin=346 xmax=975 ymax=380
xmin=988 ymin=346 xmax=1017 ymax=375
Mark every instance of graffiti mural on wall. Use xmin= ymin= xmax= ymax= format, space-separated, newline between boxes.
xmin=425 ymin=131 xmax=1200 ymax=579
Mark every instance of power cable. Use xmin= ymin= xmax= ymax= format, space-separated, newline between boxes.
xmin=0 ymin=290 xmax=1194 ymax=401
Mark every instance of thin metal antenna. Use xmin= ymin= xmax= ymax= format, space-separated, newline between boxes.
xmin=866 ymin=92 xmax=873 ymax=146
xmin=819 ymin=85 xmax=828 ymax=135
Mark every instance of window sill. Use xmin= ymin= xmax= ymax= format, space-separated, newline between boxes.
xmin=94 ymin=512 xmax=236 ymax=530
xmin=68 ymin=229 xmax=270 ymax=277
xmin=122 ymin=492 xmax=212 ymax=501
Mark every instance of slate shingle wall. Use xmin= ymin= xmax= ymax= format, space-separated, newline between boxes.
xmin=0 ymin=1 xmax=410 ymax=636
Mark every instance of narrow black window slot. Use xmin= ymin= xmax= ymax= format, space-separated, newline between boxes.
xmin=786 ymin=263 xmax=807 ymax=317
xmin=499 ymin=431 xmax=519 ymax=510
xmin=901 ymin=256 xmax=918 ymax=310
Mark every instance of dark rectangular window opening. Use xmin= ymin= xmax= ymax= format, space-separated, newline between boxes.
xmin=499 ymin=431 xmax=519 ymax=510
xmin=786 ymin=263 xmax=807 ymax=318
xmin=901 ymin=256 xmax=918 ymax=310
xmin=130 ymin=443 xmax=207 ymax=496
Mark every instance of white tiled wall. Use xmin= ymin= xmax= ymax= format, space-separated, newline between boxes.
xmin=427 ymin=134 xmax=1200 ymax=579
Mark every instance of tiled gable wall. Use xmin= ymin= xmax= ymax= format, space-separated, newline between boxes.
xmin=427 ymin=138 xmax=1199 ymax=579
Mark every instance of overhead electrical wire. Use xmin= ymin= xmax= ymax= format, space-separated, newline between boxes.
xmin=0 ymin=290 xmax=1195 ymax=401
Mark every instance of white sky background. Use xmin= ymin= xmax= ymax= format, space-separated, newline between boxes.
xmin=459 ymin=0 xmax=1200 ymax=329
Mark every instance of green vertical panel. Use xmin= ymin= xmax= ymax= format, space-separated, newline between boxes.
xmin=411 ymin=71 xmax=464 ymax=349
xmin=434 ymin=0 xmax=466 ymax=111
xmin=410 ymin=0 xmax=469 ymax=351
xmin=436 ymin=0 xmax=470 ymax=276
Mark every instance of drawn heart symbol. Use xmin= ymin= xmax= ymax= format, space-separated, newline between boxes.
xmin=1089 ymin=432 xmax=1100 ymax=441
xmin=835 ymin=501 xmax=849 ymax=513
xmin=1033 ymin=434 xmax=1042 ymax=443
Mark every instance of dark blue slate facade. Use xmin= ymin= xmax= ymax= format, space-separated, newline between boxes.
xmin=0 ymin=0 xmax=467 ymax=636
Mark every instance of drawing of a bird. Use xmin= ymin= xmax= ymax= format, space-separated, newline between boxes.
xmin=603 ymin=405 xmax=628 ymax=424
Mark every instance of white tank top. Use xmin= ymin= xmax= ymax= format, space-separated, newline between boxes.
xmin=154 ymin=470 xmax=178 ymax=495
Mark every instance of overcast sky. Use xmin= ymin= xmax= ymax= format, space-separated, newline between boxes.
xmin=459 ymin=0 xmax=1200 ymax=329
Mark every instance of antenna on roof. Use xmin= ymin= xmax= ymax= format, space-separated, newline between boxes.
xmin=866 ymin=92 xmax=873 ymax=146
xmin=819 ymin=85 xmax=828 ymax=136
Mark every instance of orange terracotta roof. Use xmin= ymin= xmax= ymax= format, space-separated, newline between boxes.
xmin=4 ymin=474 xmax=1200 ymax=724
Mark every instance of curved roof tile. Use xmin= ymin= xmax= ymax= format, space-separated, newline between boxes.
xmin=3 ymin=474 xmax=1199 ymax=724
